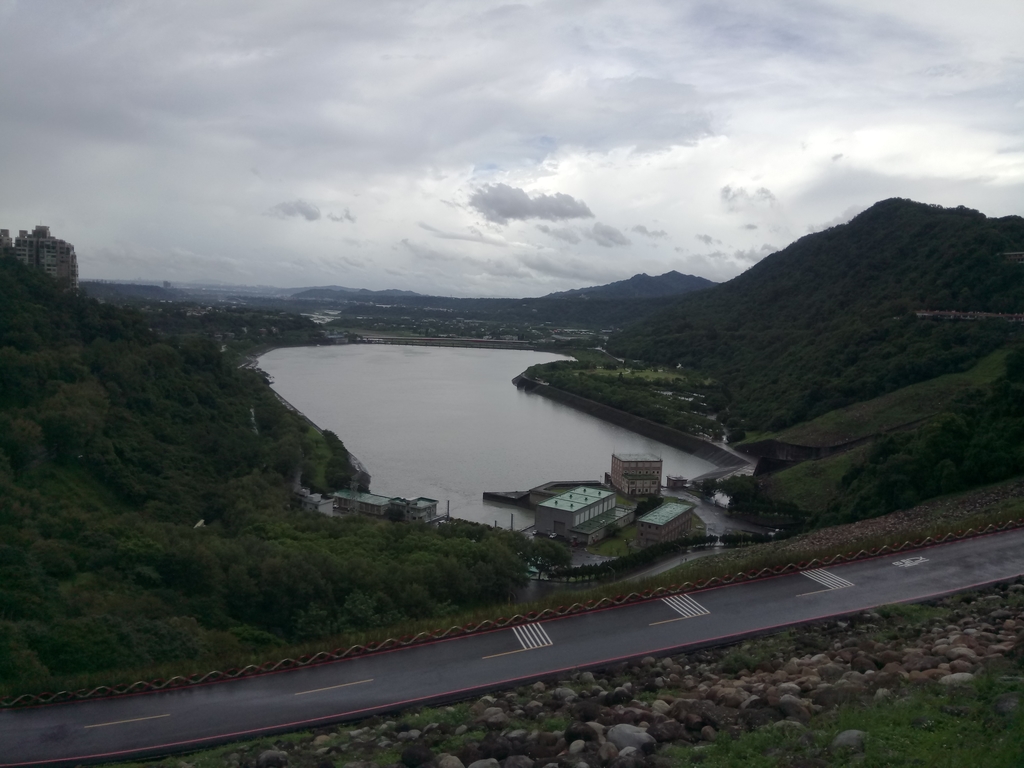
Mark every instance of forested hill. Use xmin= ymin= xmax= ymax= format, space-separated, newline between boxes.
xmin=0 ymin=259 xmax=545 ymax=694
xmin=545 ymin=270 xmax=715 ymax=299
xmin=609 ymin=199 xmax=1024 ymax=430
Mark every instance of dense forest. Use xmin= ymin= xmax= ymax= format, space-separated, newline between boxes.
xmin=610 ymin=199 xmax=1024 ymax=430
xmin=0 ymin=260 xmax=546 ymax=691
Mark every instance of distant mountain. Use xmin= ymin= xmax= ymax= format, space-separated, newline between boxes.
xmin=290 ymin=285 xmax=422 ymax=300
xmin=610 ymin=199 xmax=1024 ymax=430
xmin=545 ymin=270 xmax=716 ymax=299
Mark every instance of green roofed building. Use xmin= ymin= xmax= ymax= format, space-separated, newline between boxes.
xmin=636 ymin=501 xmax=696 ymax=548
xmin=535 ymin=485 xmax=634 ymax=544
xmin=332 ymin=489 xmax=392 ymax=517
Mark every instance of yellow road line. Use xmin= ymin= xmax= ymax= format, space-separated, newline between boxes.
xmin=295 ymin=678 xmax=374 ymax=696
xmin=649 ymin=616 xmax=689 ymax=626
xmin=84 ymin=714 xmax=170 ymax=729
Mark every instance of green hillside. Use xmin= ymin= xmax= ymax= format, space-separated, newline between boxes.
xmin=610 ymin=199 xmax=1024 ymax=431
xmin=0 ymin=260 xmax=541 ymax=695
xmin=767 ymin=348 xmax=1010 ymax=448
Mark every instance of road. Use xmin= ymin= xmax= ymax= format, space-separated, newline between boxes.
xmin=3 ymin=528 xmax=1024 ymax=768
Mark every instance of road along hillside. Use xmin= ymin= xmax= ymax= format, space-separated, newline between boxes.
xmin=2 ymin=527 xmax=1024 ymax=767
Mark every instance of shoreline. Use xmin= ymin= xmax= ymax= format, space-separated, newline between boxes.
xmin=512 ymin=372 xmax=755 ymax=475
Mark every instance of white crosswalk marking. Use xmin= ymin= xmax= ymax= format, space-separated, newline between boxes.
xmin=512 ymin=622 xmax=553 ymax=650
xmin=662 ymin=594 xmax=710 ymax=619
xmin=801 ymin=568 xmax=854 ymax=591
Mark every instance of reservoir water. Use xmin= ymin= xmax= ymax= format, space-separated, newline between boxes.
xmin=258 ymin=345 xmax=717 ymax=528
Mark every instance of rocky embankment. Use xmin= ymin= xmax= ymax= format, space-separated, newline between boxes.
xmin=161 ymin=579 xmax=1024 ymax=768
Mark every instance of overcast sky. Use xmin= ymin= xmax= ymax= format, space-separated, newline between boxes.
xmin=1 ymin=1 xmax=1021 ymax=296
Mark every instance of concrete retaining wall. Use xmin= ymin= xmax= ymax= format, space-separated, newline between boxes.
xmin=513 ymin=374 xmax=750 ymax=471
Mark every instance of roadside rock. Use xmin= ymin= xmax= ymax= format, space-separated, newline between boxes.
xmin=400 ymin=745 xmax=434 ymax=768
xmin=257 ymin=751 xmax=289 ymax=768
xmin=938 ymin=673 xmax=975 ymax=686
xmin=830 ymin=730 xmax=867 ymax=753
xmin=994 ymin=692 xmax=1020 ymax=715
xmin=606 ymin=724 xmax=655 ymax=752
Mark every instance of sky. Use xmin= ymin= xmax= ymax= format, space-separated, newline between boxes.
xmin=0 ymin=1 xmax=1022 ymax=297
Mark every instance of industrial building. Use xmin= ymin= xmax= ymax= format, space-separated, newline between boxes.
xmin=534 ymin=485 xmax=634 ymax=545
xmin=636 ymin=501 xmax=697 ymax=548
xmin=608 ymin=453 xmax=663 ymax=497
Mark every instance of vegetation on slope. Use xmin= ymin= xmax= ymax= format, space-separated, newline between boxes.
xmin=767 ymin=348 xmax=1011 ymax=448
xmin=0 ymin=260 xmax=547 ymax=694
xmin=523 ymin=359 xmax=728 ymax=440
xmin=610 ymin=199 xmax=1024 ymax=431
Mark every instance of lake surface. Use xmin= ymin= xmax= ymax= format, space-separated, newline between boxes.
xmin=258 ymin=345 xmax=717 ymax=528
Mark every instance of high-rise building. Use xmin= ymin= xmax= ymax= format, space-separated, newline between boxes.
xmin=1 ymin=225 xmax=79 ymax=287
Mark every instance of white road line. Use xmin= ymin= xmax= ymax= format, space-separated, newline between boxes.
xmin=801 ymin=568 xmax=854 ymax=591
xmin=512 ymin=622 xmax=553 ymax=650
xmin=662 ymin=594 xmax=710 ymax=619
xmin=294 ymin=678 xmax=374 ymax=696
xmin=84 ymin=714 xmax=170 ymax=729
xmin=893 ymin=556 xmax=929 ymax=568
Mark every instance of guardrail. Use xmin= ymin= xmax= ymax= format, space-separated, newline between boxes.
xmin=4 ymin=516 xmax=1022 ymax=709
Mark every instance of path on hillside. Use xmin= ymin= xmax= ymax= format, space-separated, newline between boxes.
xmin=4 ymin=529 xmax=1024 ymax=767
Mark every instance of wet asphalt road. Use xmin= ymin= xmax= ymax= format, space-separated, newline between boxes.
xmin=3 ymin=528 xmax=1024 ymax=767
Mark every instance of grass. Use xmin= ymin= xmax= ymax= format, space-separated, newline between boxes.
xmin=752 ymin=348 xmax=1009 ymax=448
xmin=587 ymin=524 xmax=637 ymax=556
xmin=567 ymin=347 xmax=622 ymax=365
xmin=668 ymin=674 xmax=1024 ymax=767
xmin=763 ymin=444 xmax=871 ymax=513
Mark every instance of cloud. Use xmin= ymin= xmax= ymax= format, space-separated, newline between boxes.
xmin=468 ymin=183 xmax=594 ymax=225
xmin=266 ymin=200 xmax=321 ymax=221
xmin=806 ymin=204 xmax=868 ymax=233
xmin=536 ymin=224 xmax=581 ymax=244
xmin=518 ymin=254 xmax=621 ymax=283
xmin=695 ymin=234 xmax=721 ymax=245
xmin=631 ymin=225 xmax=668 ymax=239
xmin=401 ymin=239 xmax=456 ymax=262
xmin=328 ymin=208 xmax=355 ymax=223
xmin=418 ymin=222 xmax=507 ymax=246
xmin=720 ymin=186 xmax=777 ymax=212
xmin=585 ymin=222 xmax=630 ymax=248
xmin=742 ymin=224 xmax=758 ymax=230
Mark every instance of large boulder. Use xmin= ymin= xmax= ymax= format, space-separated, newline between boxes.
xmin=436 ymin=756 xmax=465 ymax=768
xmin=256 ymin=751 xmax=289 ymax=768
xmin=830 ymin=729 xmax=867 ymax=753
xmin=606 ymin=724 xmax=655 ymax=753
xmin=400 ymin=744 xmax=435 ymax=768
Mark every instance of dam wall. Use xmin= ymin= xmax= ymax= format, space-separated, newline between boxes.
xmin=513 ymin=374 xmax=750 ymax=471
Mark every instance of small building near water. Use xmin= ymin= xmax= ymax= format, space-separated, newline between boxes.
xmin=296 ymin=488 xmax=336 ymax=516
xmin=636 ymin=501 xmax=697 ymax=548
xmin=389 ymin=496 xmax=440 ymax=522
xmin=608 ymin=453 xmax=663 ymax=497
xmin=332 ymin=490 xmax=442 ymax=522
xmin=332 ymin=489 xmax=393 ymax=517
xmin=535 ymin=485 xmax=634 ymax=545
